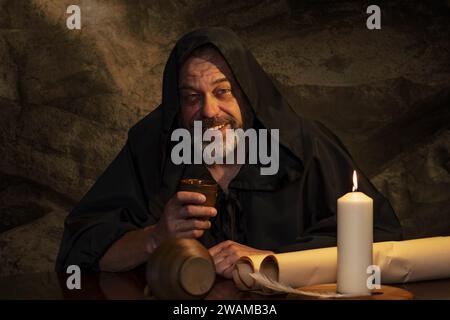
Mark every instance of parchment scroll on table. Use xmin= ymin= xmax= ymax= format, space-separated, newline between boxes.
xmin=232 ymin=236 xmax=450 ymax=294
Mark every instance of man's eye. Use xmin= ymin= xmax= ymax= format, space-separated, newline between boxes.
xmin=216 ymin=88 xmax=232 ymax=96
xmin=183 ymin=94 xmax=200 ymax=103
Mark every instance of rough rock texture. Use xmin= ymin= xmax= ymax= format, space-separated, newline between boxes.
xmin=373 ymin=129 xmax=450 ymax=238
xmin=0 ymin=0 xmax=449 ymax=276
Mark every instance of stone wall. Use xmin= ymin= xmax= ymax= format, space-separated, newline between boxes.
xmin=0 ymin=0 xmax=449 ymax=276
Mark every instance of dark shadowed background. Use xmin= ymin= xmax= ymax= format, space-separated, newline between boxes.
xmin=0 ymin=0 xmax=449 ymax=276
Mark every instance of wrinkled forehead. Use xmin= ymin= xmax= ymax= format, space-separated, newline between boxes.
xmin=178 ymin=46 xmax=235 ymax=85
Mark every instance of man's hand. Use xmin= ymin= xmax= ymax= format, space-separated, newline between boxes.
xmin=149 ymin=191 xmax=217 ymax=249
xmin=208 ymin=240 xmax=273 ymax=279
xmin=99 ymin=192 xmax=216 ymax=272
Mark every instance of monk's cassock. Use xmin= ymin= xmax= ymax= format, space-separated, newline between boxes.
xmin=55 ymin=27 xmax=402 ymax=271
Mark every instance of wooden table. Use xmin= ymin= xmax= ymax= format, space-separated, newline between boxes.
xmin=0 ymin=268 xmax=449 ymax=300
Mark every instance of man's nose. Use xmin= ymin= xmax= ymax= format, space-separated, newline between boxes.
xmin=201 ymin=94 xmax=220 ymax=118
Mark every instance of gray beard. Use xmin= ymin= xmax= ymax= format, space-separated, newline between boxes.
xmin=192 ymin=132 xmax=242 ymax=164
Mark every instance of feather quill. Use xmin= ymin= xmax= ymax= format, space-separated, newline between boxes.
xmin=249 ymin=272 xmax=364 ymax=299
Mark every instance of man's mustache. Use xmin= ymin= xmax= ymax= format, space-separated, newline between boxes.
xmin=190 ymin=116 xmax=238 ymax=131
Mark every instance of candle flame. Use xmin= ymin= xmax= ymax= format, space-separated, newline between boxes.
xmin=352 ymin=170 xmax=358 ymax=192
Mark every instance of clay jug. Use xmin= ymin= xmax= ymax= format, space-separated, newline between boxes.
xmin=146 ymin=238 xmax=216 ymax=299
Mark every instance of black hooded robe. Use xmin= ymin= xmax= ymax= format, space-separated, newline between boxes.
xmin=55 ymin=27 xmax=402 ymax=271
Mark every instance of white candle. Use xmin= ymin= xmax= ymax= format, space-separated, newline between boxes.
xmin=337 ymin=170 xmax=373 ymax=295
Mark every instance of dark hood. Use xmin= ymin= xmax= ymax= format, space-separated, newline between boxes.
xmin=159 ymin=27 xmax=305 ymax=166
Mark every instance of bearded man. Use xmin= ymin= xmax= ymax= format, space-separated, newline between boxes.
xmin=56 ymin=27 xmax=402 ymax=278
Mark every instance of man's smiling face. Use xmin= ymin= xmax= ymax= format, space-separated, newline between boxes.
xmin=178 ymin=46 xmax=246 ymax=137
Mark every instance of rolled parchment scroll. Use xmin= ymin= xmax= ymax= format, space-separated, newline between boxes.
xmin=232 ymin=237 xmax=450 ymax=293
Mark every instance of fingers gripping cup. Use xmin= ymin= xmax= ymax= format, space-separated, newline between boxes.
xmin=178 ymin=179 xmax=218 ymax=208
xmin=146 ymin=238 xmax=216 ymax=299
